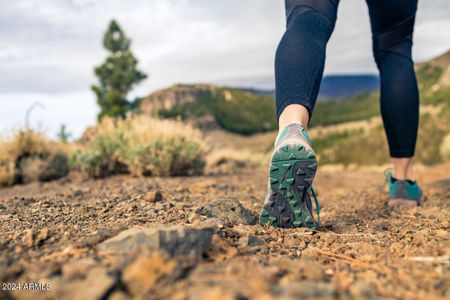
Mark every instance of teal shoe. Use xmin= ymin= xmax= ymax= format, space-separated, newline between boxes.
xmin=259 ymin=123 xmax=320 ymax=229
xmin=385 ymin=170 xmax=425 ymax=207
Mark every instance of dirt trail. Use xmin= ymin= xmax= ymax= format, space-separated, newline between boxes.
xmin=0 ymin=163 xmax=449 ymax=299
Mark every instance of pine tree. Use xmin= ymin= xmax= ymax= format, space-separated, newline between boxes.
xmin=92 ymin=20 xmax=147 ymax=120
xmin=57 ymin=124 xmax=71 ymax=143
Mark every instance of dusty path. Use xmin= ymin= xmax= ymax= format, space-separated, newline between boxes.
xmin=0 ymin=163 xmax=449 ymax=299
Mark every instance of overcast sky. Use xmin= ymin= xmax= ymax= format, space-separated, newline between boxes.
xmin=1 ymin=0 xmax=450 ymax=138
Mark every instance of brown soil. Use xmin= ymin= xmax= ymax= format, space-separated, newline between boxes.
xmin=1 ymin=163 xmax=449 ymax=300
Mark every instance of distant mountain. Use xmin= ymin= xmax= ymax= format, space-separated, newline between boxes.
xmin=216 ymin=74 xmax=379 ymax=99
xmin=318 ymin=75 xmax=379 ymax=99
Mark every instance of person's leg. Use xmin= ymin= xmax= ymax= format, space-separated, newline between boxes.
xmin=278 ymin=104 xmax=309 ymax=132
xmin=260 ymin=0 xmax=339 ymax=228
xmin=366 ymin=0 xmax=419 ymax=180
xmin=276 ymin=0 xmax=339 ymax=130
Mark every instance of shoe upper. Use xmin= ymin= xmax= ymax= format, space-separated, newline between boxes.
xmin=274 ymin=123 xmax=313 ymax=149
xmin=388 ymin=173 xmax=422 ymax=201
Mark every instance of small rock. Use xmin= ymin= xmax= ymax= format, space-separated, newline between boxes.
xmin=195 ymin=197 xmax=256 ymax=225
xmin=147 ymin=190 xmax=163 ymax=202
xmin=122 ymin=250 xmax=177 ymax=297
xmin=22 ymin=229 xmax=34 ymax=248
xmin=36 ymin=228 xmax=49 ymax=246
xmin=240 ymin=233 xmax=265 ymax=247
xmin=98 ymin=226 xmax=214 ymax=258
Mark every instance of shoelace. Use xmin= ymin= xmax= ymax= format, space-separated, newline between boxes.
xmin=310 ymin=186 xmax=321 ymax=227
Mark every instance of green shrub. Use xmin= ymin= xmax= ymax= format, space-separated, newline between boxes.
xmin=71 ymin=116 xmax=205 ymax=177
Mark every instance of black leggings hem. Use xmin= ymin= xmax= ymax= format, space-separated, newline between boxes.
xmin=390 ymin=149 xmax=415 ymax=158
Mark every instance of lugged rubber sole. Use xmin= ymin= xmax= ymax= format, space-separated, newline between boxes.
xmin=259 ymin=144 xmax=318 ymax=229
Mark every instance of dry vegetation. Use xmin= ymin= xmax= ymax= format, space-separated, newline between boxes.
xmin=0 ymin=117 xmax=207 ymax=187
xmin=71 ymin=116 xmax=206 ymax=177
xmin=1 ymin=99 xmax=449 ymax=188
xmin=0 ymin=130 xmax=70 ymax=187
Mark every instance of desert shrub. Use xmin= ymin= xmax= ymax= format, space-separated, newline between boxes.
xmin=70 ymin=120 xmax=128 ymax=177
xmin=71 ymin=116 xmax=205 ymax=177
xmin=0 ymin=130 xmax=69 ymax=186
xmin=20 ymin=153 xmax=69 ymax=183
xmin=0 ymin=145 xmax=15 ymax=186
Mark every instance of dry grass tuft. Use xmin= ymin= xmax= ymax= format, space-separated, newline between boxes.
xmin=71 ymin=116 xmax=206 ymax=177
xmin=0 ymin=130 xmax=70 ymax=186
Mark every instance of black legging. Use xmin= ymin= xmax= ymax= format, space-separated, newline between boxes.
xmin=275 ymin=0 xmax=419 ymax=158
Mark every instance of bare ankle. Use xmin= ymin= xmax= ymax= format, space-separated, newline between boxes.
xmin=278 ymin=104 xmax=309 ymax=131
xmin=392 ymin=157 xmax=414 ymax=180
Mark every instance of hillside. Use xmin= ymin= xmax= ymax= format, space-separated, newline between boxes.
xmin=138 ymin=50 xmax=450 ymax=166
xmin=140 ymin=50 xmax=450 ymax=135
xmin=140 ymin=84 xmax=277 ymax=135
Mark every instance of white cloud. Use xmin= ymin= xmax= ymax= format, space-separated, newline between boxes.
xmin=0 ymin=0 xmax=449 ymax=136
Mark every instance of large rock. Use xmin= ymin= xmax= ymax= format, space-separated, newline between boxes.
xmin=122 ymin=250 xmax=178 ymax=298
xmin=195 ymin=197 xmax=256 ymax=225
xmin=13 ymin=266 xmax=116 ymax=300
xmin=97 ymin=226 xmax=214 ymax=258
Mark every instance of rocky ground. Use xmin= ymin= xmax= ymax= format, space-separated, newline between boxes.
xmin=0 ymin=163 xmax=449 ymax=300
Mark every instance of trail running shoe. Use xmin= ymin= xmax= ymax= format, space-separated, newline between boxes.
xmin=259 ymin=123 xmax=320 ymax=229
xmin=385 ymin=170 xmax=425 ymax=207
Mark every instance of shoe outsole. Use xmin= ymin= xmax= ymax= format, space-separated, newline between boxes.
xmin=259 ymin=144 xmax=318 ymax=229
xmin=388 ymin=195 xmax=426 ymax=207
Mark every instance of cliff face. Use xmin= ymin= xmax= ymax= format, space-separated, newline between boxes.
xmin=139 ymin=84 xmax=218 ymax=116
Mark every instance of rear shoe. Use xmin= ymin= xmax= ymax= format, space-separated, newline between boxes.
xmin=259 ymin=123 xmax=320 ymax=229
xmin=386 ymin=170 xmax=425 ymax=207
